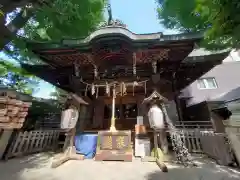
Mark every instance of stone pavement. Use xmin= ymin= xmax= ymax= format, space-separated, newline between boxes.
xmin=0 ymin=153 xmax=240 ymax=180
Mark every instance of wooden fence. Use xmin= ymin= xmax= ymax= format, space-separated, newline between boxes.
xmin=175 ymin=121 xmax=213 ymax=129
xmin=175 ymin=129 xmax=233 ymax=165
xmin=5 ymin=129 xmax=61 ymax=159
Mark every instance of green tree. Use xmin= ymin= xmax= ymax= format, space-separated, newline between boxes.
xmin=50 ymin=87 xmax=68 ymax=103
xmin=1 ymin=0 xmax=106 ymax=53
xmin=1 ymin=0 xmax=106 ymax=97
xmin=157 ymin=0 xmax=240 ymax=49
xmin=0 ymin=60 xmax=39 ymax=94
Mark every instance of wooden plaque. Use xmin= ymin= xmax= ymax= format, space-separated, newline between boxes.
xmin=95 ymin=130 xmax=132 ymax=161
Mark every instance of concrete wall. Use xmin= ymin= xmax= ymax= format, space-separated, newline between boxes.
xmin=181 ymin=60 xmax=240 ymax=106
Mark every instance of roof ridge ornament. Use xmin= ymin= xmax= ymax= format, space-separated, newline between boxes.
xmin=99 ymin=0 xmax=127 ymax=28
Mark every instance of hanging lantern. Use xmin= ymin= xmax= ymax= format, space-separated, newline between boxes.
xmin=152 ymin=61 xmax=157 ymax=74
xmin=94 ymin=66 xmax=98 ymax=78
xmin=91 ymin=84 xmax=95 ymax=95
xmin=133 ymin=53 xmax=137 ymax=75
xmin=74 ymin=62 xmax=80 ymax=77
xmin=133 ymin=65 xmax=136 ymax=75
xmin=60 ymin=106 xmax=79 ymax=129
xmin=106 ymin=82 xmax=110 ymax=96
xmin=122 ymin=82 xmax=127 ymax=96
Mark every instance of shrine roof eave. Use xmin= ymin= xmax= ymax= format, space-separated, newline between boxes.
xmin=20 ymin=49 xmax=229 ymax=76
xmin=183 ymin=50 xmax=230 ymax=63
xmin=21 ymin=50 xmax=227 ymax=94
xmin=26 ymin=30 xmax=203 ymax=51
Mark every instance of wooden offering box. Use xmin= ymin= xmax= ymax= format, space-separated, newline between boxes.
xmin=95 ymin=130 xmax=132 ymax=162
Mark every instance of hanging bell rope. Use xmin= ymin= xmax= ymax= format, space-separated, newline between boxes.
xmin=106 ymin=82 xmax=110 ymax=96
xmin=80 ymin=77 xmax=148 ymax=96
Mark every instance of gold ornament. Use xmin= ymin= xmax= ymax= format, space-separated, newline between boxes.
xmin=102 ymin=136 xmax=112 ymax=149
xmin=116 ymin=136 xmax=125 ymax=149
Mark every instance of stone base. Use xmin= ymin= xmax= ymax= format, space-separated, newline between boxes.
xmin=95 ymin=130 xmax=133 ymax=162
xmin=95 ymin=149 xmax=132 ymax=162
xmin=51 ymin=146 xmax=84 ymax=168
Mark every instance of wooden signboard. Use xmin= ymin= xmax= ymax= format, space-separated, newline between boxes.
xmin=95 ymin=130 xmax=132 ymax=161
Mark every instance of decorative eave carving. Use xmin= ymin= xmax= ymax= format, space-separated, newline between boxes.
xmin=142 ymin=90 xmax=168 ymax=103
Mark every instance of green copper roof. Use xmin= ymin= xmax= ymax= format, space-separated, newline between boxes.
xmin=26 ymin=27 xmax=203 ymax=50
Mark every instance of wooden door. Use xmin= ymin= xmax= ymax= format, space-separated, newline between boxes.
xmin=103 ymin=96 xmax=138 ymax=130
xmin=92 ymin=98 xmax=105 ymax=129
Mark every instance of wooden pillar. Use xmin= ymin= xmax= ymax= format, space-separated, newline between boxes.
xmin=137 ymin=96 xmax=149 ymax=126
xmin=171 ymin=73 xmax=184 ymax=123
xmin=92 ymin=98 xmax=104 ymax=129
xmin=119 ymin=98 xmax=123 ymax=129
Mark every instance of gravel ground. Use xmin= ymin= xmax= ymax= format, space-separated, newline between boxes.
xmin=0 ymin=153 xmax=240 ymax=180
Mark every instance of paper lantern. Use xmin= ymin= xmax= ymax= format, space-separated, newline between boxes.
xmin=60 ymin=108 xmax=79 ymax=129
xmin=148 ymin=105 xmax=164 ymax=129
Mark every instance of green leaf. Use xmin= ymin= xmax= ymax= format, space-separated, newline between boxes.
xmin=157 ymin=0 xmax=240 ymax=49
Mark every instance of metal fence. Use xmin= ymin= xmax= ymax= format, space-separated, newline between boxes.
xmin=5 ymin=129 xmax=61 ymax=159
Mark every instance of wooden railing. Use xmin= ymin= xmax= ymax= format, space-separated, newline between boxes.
xmin=175 ymin=121 xmax=213 ymax=129
xmin=179 ymin=129 xmax=203 ymax=153
xmin=5 ymin=129 xmax=61 ymax=159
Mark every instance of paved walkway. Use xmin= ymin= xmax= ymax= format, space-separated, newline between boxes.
xmin=0 ymin=153 xmax=240 ymax=180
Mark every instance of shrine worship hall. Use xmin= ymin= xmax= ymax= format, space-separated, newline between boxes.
xmin=21 ymin=17 xmax=229 ymax=168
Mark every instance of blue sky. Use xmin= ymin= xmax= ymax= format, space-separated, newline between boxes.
xmin=1 ymin=0 xmax=177 ymax=99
